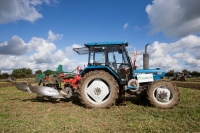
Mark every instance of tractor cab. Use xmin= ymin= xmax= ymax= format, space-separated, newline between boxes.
xmin=74 ymin=41 xmax=133 ymax=84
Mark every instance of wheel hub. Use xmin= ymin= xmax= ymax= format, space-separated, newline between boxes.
xmin=159 ymin=91 xmax=168 ymax=99
xmin=60 ymin=87 xmax=72 ymax=98
xmin=86 ymin=79 xmax=109 ymax=103
xmin=94 ymin=87 xmax=102 ymax=96
xmin=156 ymin=87 xmax=170 ymax=102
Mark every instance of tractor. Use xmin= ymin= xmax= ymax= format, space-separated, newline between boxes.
xmin=15 ymin=41 xmax=180 ymax=109
xmin=73 ymin=41 xmax=180 ymax=109
xmin=171 ymin=72 xmax=186 ymax=81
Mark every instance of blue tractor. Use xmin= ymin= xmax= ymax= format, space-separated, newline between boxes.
xmin=73 ymin=41 xmax=180 ymax=109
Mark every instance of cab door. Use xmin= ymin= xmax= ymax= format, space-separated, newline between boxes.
xmin=107 ymin=45 xmax=132 ymax=84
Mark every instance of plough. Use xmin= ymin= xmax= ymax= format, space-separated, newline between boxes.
xmin=15 ymin=65 xmax=82 ymax=99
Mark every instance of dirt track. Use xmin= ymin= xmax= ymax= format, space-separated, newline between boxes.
xmin=0 ymin=81 xmax=34 ymax=88
xmin=0 ymin=82 xmax=14 ymax=88
xmin=173 ymin=82 xmax=200 ymax=90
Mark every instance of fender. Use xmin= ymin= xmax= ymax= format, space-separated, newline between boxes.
xmin=79 ymin=65 xmax=123 ymax=84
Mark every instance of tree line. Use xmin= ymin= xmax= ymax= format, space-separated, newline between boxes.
xmin=0 ymin=68 xmax=199 ymax=79
xmin=0 ymin=68 xmax=57 ymax=79
xmin=165 ymin=69 xmax=200 ymax=77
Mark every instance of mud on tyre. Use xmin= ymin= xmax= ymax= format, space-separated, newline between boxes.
xmin=78 ymin=70 xmax=119 ymax=108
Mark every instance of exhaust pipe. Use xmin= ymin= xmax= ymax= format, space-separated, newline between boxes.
xmin=143 ymin=43 xmax=149 ymax=70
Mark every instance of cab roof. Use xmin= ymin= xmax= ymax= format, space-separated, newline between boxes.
xmin=73 ymin=41 xmax=128 ymax=55
xmin=84 ymin=41 xmax=128 ymax=47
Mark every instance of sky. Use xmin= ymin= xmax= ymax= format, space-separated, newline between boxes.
xmin=0 ymin=0 xmax=200 ymax=74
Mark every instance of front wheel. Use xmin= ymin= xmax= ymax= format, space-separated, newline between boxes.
xmin=78 ymin=70 xmax=119 ymax=108
xmin=147 ymin=80 xmax=180 ymax=109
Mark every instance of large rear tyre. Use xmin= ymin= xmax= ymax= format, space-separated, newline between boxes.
xmin=78 ymin=70 xmax=119 ymax=108
xmin=147 ymin=80 xmax=180 ymax=109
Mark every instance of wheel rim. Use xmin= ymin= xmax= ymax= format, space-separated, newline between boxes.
xmin=152 ymin=85 xmax=174 ymax=105
xmin=84 ymin=79 xmax=110 ymax=105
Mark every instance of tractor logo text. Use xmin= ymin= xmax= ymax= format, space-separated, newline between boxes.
xmin=137 ymin=74 xmax=154 ymax=83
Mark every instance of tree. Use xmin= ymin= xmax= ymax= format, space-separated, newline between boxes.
xmin=182 ymin=69 xmax=189 ymax=76
xmin=25 ymin=68 xmax=32 ymax=75
xmin=0 ymin=73 xmax=9 ymax=79
xmin=191 ymin=71 xmax=199 ymax=78
xmin=165 ymin=70 xmax=175 ymax=77
xmin=12 ymin=68 xmax=33 ymax=78
xmin=44 ymin=69 xmax=55 ymax=76
xmin=35 ymin=70 xmax=42 ymax=74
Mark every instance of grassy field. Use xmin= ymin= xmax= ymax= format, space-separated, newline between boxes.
xmin=0 ymin=82 xmax=200 ymax=132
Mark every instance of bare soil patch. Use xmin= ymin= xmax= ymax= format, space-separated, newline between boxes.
xmin=173 ymin=82 xmax=200 ymax=90
xmin=0 ymin=82 xmax=14 ymax=88
xmin=0 ymin=82 xmax=34 ymax=88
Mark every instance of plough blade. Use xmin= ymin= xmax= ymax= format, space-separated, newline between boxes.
xmin=15 ymin=83 xmax=32 ymax=93
xmin=29 ymin=86 xmax=64 ymax=98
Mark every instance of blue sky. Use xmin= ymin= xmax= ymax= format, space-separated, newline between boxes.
xmin=0 ymin=0 xmax=200 ymax=73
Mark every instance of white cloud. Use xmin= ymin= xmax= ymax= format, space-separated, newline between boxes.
xmin=0 ymin=55 xmax=18 ymax=70
xmin=0 ymin=30 xmax=83 ymax=74
xmin=146 ymin=0 xmax=200 ymax=37
xmin=47 ymin=30 xmax=63 ymax=42
xmin=134 ymin=35 xmax=200 ymax=72
xmin=123 ymin=22 xmax=129 ymax=30
xmin=173 ymin=52 xmax=200 ymax=69
xmin=1 ymin=32 xmax=200 ymax=74
xmin=145 ymin=0 xmax=200 ymax=71
xmin=43 ymin=0 xmax=58 ymax=5
xmin=148 ymin=35 xmax=200 ymax=57
xmin=30 ymin=37 xmax=56 ymax=52
xmin=148 ymin=41 xmax=168 ymax=57
xmin=0 ymin=30 xmax=63 ymax=56
xmin=150 ymin=55 xmax=182 ymax=71
xmin=0 ymin=36 xmax=31 ymax=55
xmin=173 ymin=52 xmax=191 ymax=58
xmin=65 ymin=46 xmax=74 ymax=56
xmin=72 ymin=44 xmax=83 ymax=49
xmin=28 ymin=32 xmax=61 ymax=64
xmin=0 ymin=34 xmax=56 ymax=57
xmin=65 ymin=44 xmax=83 ymax=56
xmin=0 ymin=0 xmax=58 ymax=24
xmin=52 ymin=49 xmax=66 ymax=61
xmin=196 ymin=52 xmax=200 ymax=60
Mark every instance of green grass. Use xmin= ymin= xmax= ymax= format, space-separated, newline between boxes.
xmin=0 ymin=85 xmax=200 ymax=132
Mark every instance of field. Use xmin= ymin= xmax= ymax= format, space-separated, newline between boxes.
xmin=0 ymin=78 xmax=200 ymax=132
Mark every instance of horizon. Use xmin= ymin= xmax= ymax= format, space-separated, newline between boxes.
xmin=0 ymin=0 xmax=200 ymax=74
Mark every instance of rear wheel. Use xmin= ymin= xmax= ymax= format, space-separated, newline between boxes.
xmin=147 ymin=80 xmax=180 ymax=109
xmin=78 ymin=70 xmax=119 ymax=108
